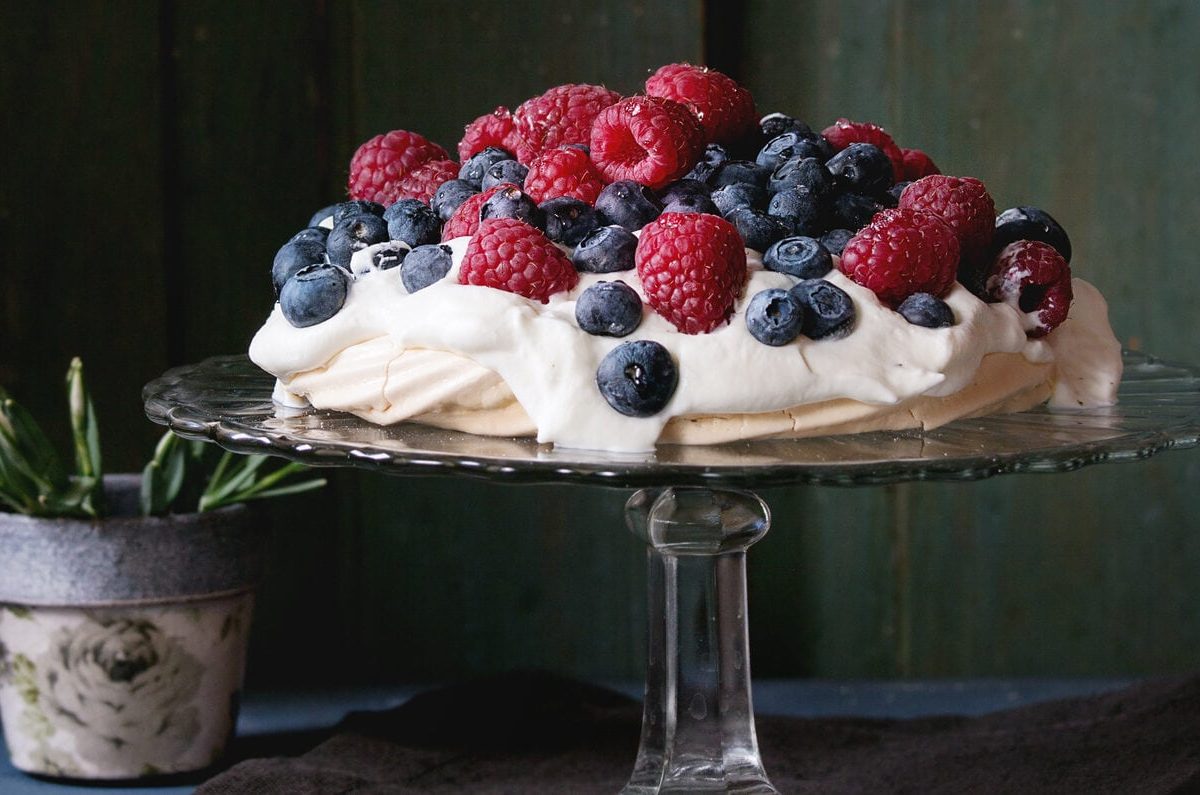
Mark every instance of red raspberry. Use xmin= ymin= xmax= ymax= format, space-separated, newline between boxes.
xmin=458 ymin=218 xmax=578 ymax=303
xmin=513 ymin=83 xmax=621 ymax=163
xmin=986 ymin=241 xmax=1073 ymax=338
xmin=394 ymin=158 xmax=459 ymax=204
xmin=590 ymin=96 xmax=705 ymax=190
xmin=899 ymin=175 xmax=995 ymax=266
xmin=522 ymin=146 xmax=607 ymax=204
xmin=644 ymin=63 xmax=757 ymax=146
xmin=901 ymin=148 xmax=940 ymax=181
xmin=821 ymin=118 xmax=904 ymax=182
xmin=457 ymin=106 xmax=524 ymax=162
xmin=347 ymin=129 xmax=449 ymax=205
xmin=441 ymin=185 xmax=506 ymax=241
xmin=839 ymin=208 xmax=960 ymax=307
xmin=635 ymin=212 xmax=747 ymax=334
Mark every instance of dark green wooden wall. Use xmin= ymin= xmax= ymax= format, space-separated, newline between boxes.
xmin=2 ymin=0 xmax=1198 ymax=687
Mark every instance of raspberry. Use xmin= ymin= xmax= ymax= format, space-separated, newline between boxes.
xmin=590 ymin=96 xmax=705 ymax=190
xmin=522 ymin=146 xmax=607 ymax=204
xmin=986 ymin=240 xmax=1073 ymax=338
xmin=821 ymin=118 xmax=904 ymax=182
xmin=347 ymin=129 xmax=449 ymax=205
xmin=457 ymin=106 xmax=523 ymax=162
xmin=394 ymin=159 xmax=459 ymax=204
xmin=901 ymin=148 xmax=940 ymax=181
xmin=441 ymin=185 xmax=505 ymax=241
xmin=644 ymin=63 xmax=757 ymax=146
xmin=458 ymin=218 xmax=578 ymax=303
xmin=839 ymin=208 xmax=960 ymax=307
xmin=635 ymin=212 xmax=747 ymax=334
xmin=899 ymin=175 xmax=995 ymax=266
xmin=513 ymin=83 xmax=621 ymax=163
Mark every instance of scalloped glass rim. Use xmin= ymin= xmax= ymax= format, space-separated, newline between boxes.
xmin=142 ymin=352 xmax=1200 ymax=489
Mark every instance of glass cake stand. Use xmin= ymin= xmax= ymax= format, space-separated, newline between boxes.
xmin=144 ymin=352 xmax=1200 ymax=794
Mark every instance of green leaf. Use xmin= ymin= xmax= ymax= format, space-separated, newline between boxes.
xmin=66 ymin=359 xmax=104 ymax=516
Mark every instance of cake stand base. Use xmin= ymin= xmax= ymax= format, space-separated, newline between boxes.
xmin=623 ymin=488 xmax=777 ymax=795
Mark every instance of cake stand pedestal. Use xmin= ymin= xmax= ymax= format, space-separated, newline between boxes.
xmin=145 ymin=352 xmax=1200 ymax=794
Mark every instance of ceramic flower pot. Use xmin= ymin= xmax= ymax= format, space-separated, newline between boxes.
xmin=0 ymin=474 xmax=266 ymax=779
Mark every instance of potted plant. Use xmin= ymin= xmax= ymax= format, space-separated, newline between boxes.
xmin=0 ymin=359 xmax=323 ymax=779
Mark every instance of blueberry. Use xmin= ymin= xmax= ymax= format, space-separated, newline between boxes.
xmin=758 ymin=113 xmax=814 ymax=142
xmin=350 ymin=240 xmax=409 ymax=276
xmin=383 ymin=199 xmax=441 ymax=247
xmin=308 ymin=204 xmax=338 ymax=228
xmin=756 ymin=131 xmax=832 ymax=171
xmin=712 ymin=183 xmax=766 ymax=216
xmin=595 ymin=340 xmax=678 ymax=417
xmin=826 ymin=143 xmax=894 ymax=196
xmin=745 ymin=288 xmax=804 ymax=346
xmin=480 ymin=185 xmax=545 ymax=229
xmin=573 ymin=225 xmax=637 ymax=273
xmin=896 ymin=292 xmax=954 ymax=327
xmin=326 ymin=213 xmax=389 ymax=267
xmin=820 ymin=228 xmax=855 ymax=256
xmin=663 ymin=193 xmax=720 ymax=216
xmin=790 ymin=279 xmax=856 ymax=339
xmin=431 ymin=179 xmax=479 ymax=222
xmin=658 ymin=179 xmax=712 ymax=207
xmin=710 ymin=160 xmax=770 ymax=190
xmin=830 ymin=192 xmax=885 ymax=231
xmin=595 ymin=180 xmax=662 ymax=231
xmin=886 ymin=180 xmax=911 ymax=207
xmin=481 ymin=159 xmax=529 ymax=191
xmin=726 ymin=206 xmax=789 ymax=252
xmin=768 ymin=156 xmax=834 ymax=197
xmin=272 ymin=239 xmax=327 ymax=294
xmin=575 ymin=280 xmax=643 ymax=337
xmin=459 ymin=146 xmax=514 ymax=189
xmin=768 ymin=188 xmax=825 ymax=237
xmin=401 ymin=244 xmax=454 ymax=293
xmin=290 ymin=226 xmax=329 ymax=245
xmin=993 ymin=206 xmax=1072 ymax=262
xmin=279 ymin=263 xmax=349 ymax=327
xmin=684 ymin=143 xmax=730 ymax=182
xmin=763 ymin=236 xmax=833 ymax=279
xmin=332 ymin=200 xmax=385 ymax=224
xmin=541 ymin=197 xmax=601 ymax=247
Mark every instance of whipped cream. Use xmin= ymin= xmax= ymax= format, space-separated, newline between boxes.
xmin=250 ymin=238 xmax=1122 ymax=452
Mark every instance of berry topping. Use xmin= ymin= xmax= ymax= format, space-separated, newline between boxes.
xmin=350 ymin=240 xmax=409 ymax=276
xmin=395 ymin=159 xmax=459 ymax=204
xmin=726 ymin=206 xmax=789 ymax=252
xmin=820 ymin=228 xmax=855 ymax=256
xmin=790 ymin=279 xmax=856 ymax=339
xmin=383 ymin=199 xmax=442 ymax=248
xmin=711 ymin=183 xmax=765 ymax=216
xmin=514 ymin=83 xmax=622 ymax=162
xmin=829 ymin=192 xmax=885 ymax=231
xmin=901 ymin=148 xmax=940 ymax=181
xmin=308 ymin=204 xmax=338 ymax=228
xmin=431 ymin=179 xmax=479 ymax=221
xmin=759 ymin=113 xmax=814 ymax=142
xmin=596 ymin=340 xmax=678 ymax=417
xmin=482 ymin=159 xmax=529 ymax=191
xmin=993 ymin=206 xmax=1072 ymax=262
xmin=635 ymin=212 xmax=748 ymax=334
xmin=595 ymin=179 xmax=663 ymax=231
xmin=441 ymin=185 xmax=505 ymax=240
xmin=458 ymin=218 xmax=578 ymax=302
xmin=573 ymin=225 xmax=638 ymax=273
xmin=658 ymin=179 xmax=712 ymax=207
xmin=644 ymin=63 xmax=757 ymax=146
xmin=590 ymin=96 xmax=705 ymax=190
xmin=745 ymin=288 xmax=804 ymax=346
xmin=826 ymin=143 xmax=894 ymax=196
xmin=480 ymin=184 xmax=545 ymax=230
xmin=333 ymin=200 xmax=386 ymax=224
xmin=763 ymin=236 xmax=833 ymax=279
xmin=401 ymin=244 xmax=454 ymax=293
xmin=522 ymin=146 xmax=607 ymax=204
xmin=756 ymin=131 xmax=832 ymax=172
xmin=709 ymin=159 xmax=771 ymax=190
xmin=458 ymin=106 xmax=522 ymax=162
xmin=540 ymin=197 xmax=601 ymax=247
xmin=821 ymin=118 xmax=904 ymax=181
xmin=768 ymin=188 xmax=825 ymax=236
xmin=768 ymin=156 xmax=835 ymax=198
xmin=886 ymin=180 xmax=911 ymax=207
xmin=348 ymin=129 xmax=449 ymax=206
xmin=839 ymin=208 xmax=959 ymax=307
xmin=986 ymin=240 xmax=1073 ymax=338
xmin=898 ymin=175 xmax=996 ymax=267
xmin=326 ymin=213 xmax=389 ymax=268
xmin=279 ymin=263 xmax=349 ymax=328
xmin=684 ymin=143 xmax=730 ymax=182
xmin=289 ymin=227 xmax=329 ymax=245
xmin=575 ymin=280 xmax=643 ymax=337
xmin=459 ymin=147 xmax=514 ymax=189
xmin=896 ymin=292 xmax=955 ymax=328
xmin=272 ymin=239 xmax=327 ymax=295
xmin=663 ymin=193 xmax=720 ymax=216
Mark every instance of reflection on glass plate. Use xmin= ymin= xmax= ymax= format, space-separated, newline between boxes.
xmin=143 ymin=353 xmax=1200 ymax=489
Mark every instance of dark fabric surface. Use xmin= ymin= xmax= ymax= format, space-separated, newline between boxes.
xmin=198 ymin=672 xmax=1200 ymax=794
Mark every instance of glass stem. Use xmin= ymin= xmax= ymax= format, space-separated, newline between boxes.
xmin=623 ymin=487 xmax=777 ymax=795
